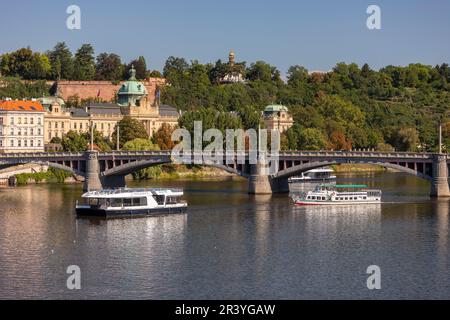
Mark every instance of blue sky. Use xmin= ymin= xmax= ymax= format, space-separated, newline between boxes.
xmin=1 ymin=0 xmax=450 ymax=74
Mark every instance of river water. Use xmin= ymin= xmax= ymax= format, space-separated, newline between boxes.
xmin=0 ymin=172 xmax=449 ymax=299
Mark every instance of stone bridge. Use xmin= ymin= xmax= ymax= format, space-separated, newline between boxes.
xmin=0 ymin=150 xmax=449 ymax=197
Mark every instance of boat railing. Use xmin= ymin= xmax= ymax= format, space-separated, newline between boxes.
xmin=86 ymin=188 xmax=184 ymax=196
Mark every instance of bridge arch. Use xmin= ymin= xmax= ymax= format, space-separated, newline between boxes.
xmin=101 ymin=159 xmax=249 ymax=179
xmin=0 ymin=161 xmax=83 ymax=177
xmin=274 ymin=161 xmax=432 ymax=181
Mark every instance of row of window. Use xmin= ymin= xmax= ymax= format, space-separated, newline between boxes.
xmin=48 ymin=122 xmax=116 ymax=131
xmin=7 ymin=128 xmax=42 ymax=136
xmin=306 ymin=196 xmax=368 ymax=201
xmin=0 ymin=139 xmax=42 ymax=148
xmin=9 ymin=117 xmax=42 ymax=125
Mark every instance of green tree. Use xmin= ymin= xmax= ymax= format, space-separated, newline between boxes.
xmin=95 ymin=53 xmax=123 ymax=80
xmin=298 ymin=128 xmax=327 ymax=150
xmin=73 ymin=44 xmax=96 ymax=80
xmin=123 ymin=138 xmax=160 ymax=151
xmin=48 ymin=42 xmax=74 ymax=80
xmin=125 ymin=56 xmax=147 ymax=80
xmin=112 ymin=116 xmax=149 ymax=147
xmin=61 ymin=131 xmax=89 ymax=151
xmin=123 ymin=138 xmax=161 ymax=180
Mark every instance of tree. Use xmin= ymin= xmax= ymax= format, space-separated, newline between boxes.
xmin=95 ymin=53 xmax=123 ymax=80
xmin=287 ymin=65 xmax=308 ymax=85
xmin=152 ymin=123 xmax=176 ymax=150
xmin=61 ymin=131 xmax=89 ymax=152
xmin=162 ymin=56 xmax=189 ymax=87
xmin=73 ymin=44 xmax=96 ymax=80
xmin=123 ymin=138 xmax=160 ymax=151
xmin=298 ymin=128 xmax=327 ymax=150
xmin=0 ymin=48 xmax=50 ymax=79
xmin=329 ymin=130 xmax=352 ymax=150
xmin=123 ymin=138 xmax=161 ymax=179
xmin=113 ymin=116 xmax=149 ymax=147
xmin=48 ymin=42 xmax=74 ymax=80
xmin=125 ymin=56 xmax=147 ymax=80
xmin=246 ymin=61 xmax=281 ymax=82
xmin=394 ymin=128 xmax=420 ymax=151
xmin=237 ymin=105 xmax=262 ymax=130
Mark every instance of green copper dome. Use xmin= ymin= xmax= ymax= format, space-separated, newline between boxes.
xmin=117 ymin=65 xmax=147 ymax=106
xmin=264 ymin=104 xmax=289 ymax=113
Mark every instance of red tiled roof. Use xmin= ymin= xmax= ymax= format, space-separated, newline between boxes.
xmin=0 ymin=100 xmax=45 ymax=112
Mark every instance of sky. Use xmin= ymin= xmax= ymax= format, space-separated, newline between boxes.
xmin=1 ymin=0 xmax=450 ymax=75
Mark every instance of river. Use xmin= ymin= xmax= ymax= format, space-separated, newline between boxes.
xmin=0 ymin=172 xmax=449 ymax=299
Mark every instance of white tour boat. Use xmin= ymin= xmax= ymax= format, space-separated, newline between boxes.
xmin=292 ymin=184 xmax=382 ymax=206
xmin=76 ymin=188 xmax=188 ymax=217
xmin=289 ymin=168 xmax=337 ymax=183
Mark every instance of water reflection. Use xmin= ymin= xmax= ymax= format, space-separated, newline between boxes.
xmin=0 ymin=173 xmax=450 ymax=299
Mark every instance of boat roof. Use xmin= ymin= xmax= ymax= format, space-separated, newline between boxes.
xmin=82 ymin=188 xmax=183 ymax=198
xmin=306 ymin=168 xmax=334 ymax=173
xmin=319 ymin=184 xmax=368 ymax=188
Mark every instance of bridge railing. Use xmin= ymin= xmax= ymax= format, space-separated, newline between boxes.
xmin=0 ymin=150 xmax=443 ymax=159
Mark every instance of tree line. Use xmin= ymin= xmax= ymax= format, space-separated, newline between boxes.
xmin=161 ymin=57 xmax=450 ymax=152
xmin=0 ymin=42 xmax=161 ymax=81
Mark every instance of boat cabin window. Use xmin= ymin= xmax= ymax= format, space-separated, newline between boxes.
xmin=108 ymin=197 xmax=147 ymax=207
xmin=154 ymin=195 xmax=165 ymax=205
xmin=166 ymin=196 xmax=181 ymax=205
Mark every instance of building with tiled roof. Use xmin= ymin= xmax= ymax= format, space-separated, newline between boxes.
xmin=0 ymin=99 xmax=45 ymax=153
xmin=40 ymin=66 xmax=180 ymax=144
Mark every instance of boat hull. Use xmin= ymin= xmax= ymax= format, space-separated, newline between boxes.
xmin=294 ymin=200 xmax=380 ymax=206
xmin=76 ymin=206 xmax=187 ymax=218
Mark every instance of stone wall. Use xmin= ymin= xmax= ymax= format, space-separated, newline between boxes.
xmin=52 ymin=78 xmax=166 ymax=105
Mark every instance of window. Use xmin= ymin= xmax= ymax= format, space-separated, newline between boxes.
xmin=30 ymin=140 xmax=33 ymax=147
xmin=0 ymin=140 xmax=2 ymax=147
xmin=132 ymin=197 xmax=147 ymax=206
xmin=24 ymin=140 xmax=27 ymax=147
xmin=10 ymin=140 xmax=13 ymax=147
xmin=0 ymin=117 xmax=3 ymax=125
xmin=61 ymin=122 xmax=65 ymax=129
xmin=10 ymin=128 xmax=14 ymax=135
xmin=55 ymin=122 xmax=58 ymax=129
xmin=37 ymin=118 xmax=41 ymax=125
xmin=18 ymin=140 xmax=21 ymax=147
xmin=30 ymin=129 xmax=34 ymax=135
xmin=154 ymin=195 xmax=165 ymax=205
xmin=74 ymin=123 xmax=77 ymax=129
xmin=38 ymin=128 xmax=41 ymax=135
xmin=30 ymin=118 xmax=34 ymax=124
xmin=110 ymin=198 xmax=123 ymax=208
xmin=24 ymin=118 xmax=28 ymax=124
xmin=37 ymin=140 xmax=41 ymax=147
xmin=18 ymin=129 xmax=21 ymax=136
xmin=123 ymin=198 xmax=132 ymax=207
xmin=10 ymin=117 xmax=14 ymax=125
xmin=18 ymin=117 xmax=21 ymax=124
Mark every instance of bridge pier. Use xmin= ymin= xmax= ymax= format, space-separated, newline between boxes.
xmin=247 ymin=163 xmax=289 ymax=194
xmin=430 ymin=154 xmax=450 ymax=198
xmin=83 ymin=151 xmax=102 ymax=192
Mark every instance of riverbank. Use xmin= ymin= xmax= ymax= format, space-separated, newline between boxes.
xmin=331 ymin=164 xmax=386 ymax=173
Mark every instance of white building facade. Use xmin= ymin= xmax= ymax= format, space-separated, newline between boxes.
xmin=0 ymin=100 xmax=45 ymax=153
